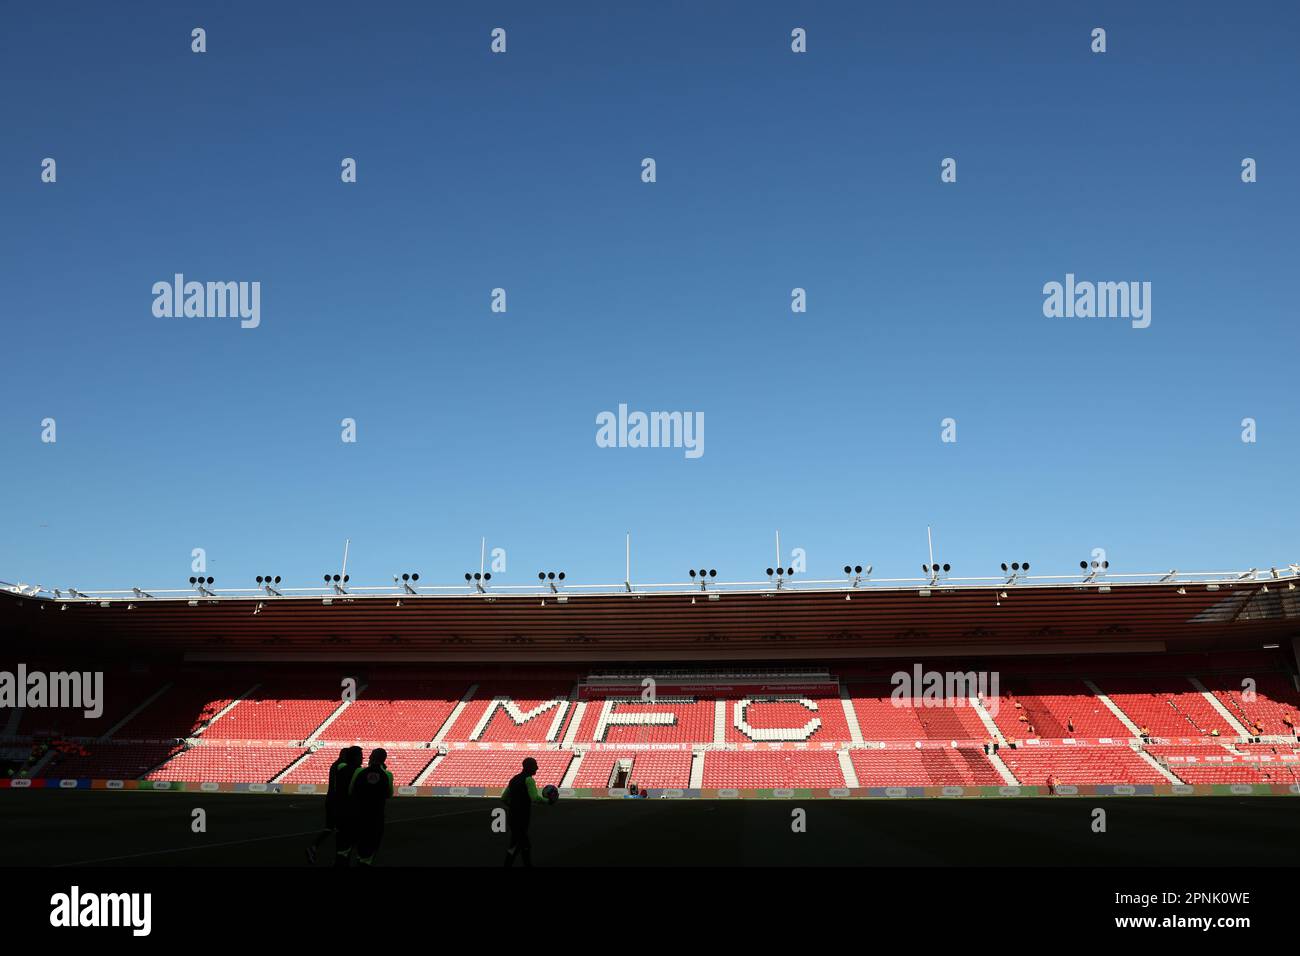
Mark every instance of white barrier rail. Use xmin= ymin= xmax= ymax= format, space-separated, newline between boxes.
xmin=4 ymin=564 xmax=1298 ymax=605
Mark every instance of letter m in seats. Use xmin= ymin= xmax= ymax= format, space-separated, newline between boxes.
xmin=470 ymin=697 xmax=570 ymax=741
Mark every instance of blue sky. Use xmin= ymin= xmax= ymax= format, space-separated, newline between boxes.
xmin=1 ymin=2 xmax=1297 ymax=592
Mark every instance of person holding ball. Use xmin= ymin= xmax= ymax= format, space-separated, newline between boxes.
xmin=502 ymin=757 xmax=555 ymax=867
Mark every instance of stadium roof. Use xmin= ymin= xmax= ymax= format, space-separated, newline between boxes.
xmin=3 ymin=566 xmax=1298 ymax=662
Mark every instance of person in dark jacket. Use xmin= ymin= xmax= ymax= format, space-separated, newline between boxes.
xmin=348 ymin=749 xmax=395 ymax=866
xmin=501 ymin=757 xmax=550 ymax=867
xmin=319 ymin=749 xmax=366 ymax=868
xmin=306 ymin=746 xmax=360 ymax=865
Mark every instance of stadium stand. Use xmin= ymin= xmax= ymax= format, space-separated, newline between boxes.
xmin=1203 ymin=673 xmax=1300 ymax=736
xmin=1147 ymin=743 xmax=1300 ymax=785
xmin=12 ymin=653 xmax=1300 ymax=789
xmin=198 ymin=678 xmax=343 ymax=741
xmin=424 ymin=750 xmax=573 ymax=787
xmin=990 ymin=679 xmax=1130 ymax=739
xmin=440 ymin=681 xmax=576 ymax=743
xmin=36 ymin=742 xmax=183 ymax=780
xmin=15 ymin=674 xmax=165 ymax=738
xmin=998 ymin=744 xmax=1166 ymax=785
xmin=279 ymin=747 xmax=438 ymax=786
xmin=1095 ymin=677 xmax=1232 ymax=737
xmin=702 ymin=750 xmax=846 ymax=788
xmin=850 ymin=687 xmax=990 ymax=741
xmin=1235 ymin=741 xmax=1300 ymax=756
xmin=112 ymin=676 xmax=249 ymax=739
xmin=850 ymin=746 xmax=1003 ymax=787
xmin=315 ymin=679 xmax=468 ymax=743
xmin=574 ymin=697 xmax=715 ymax=745
xmin=145 ymin=746 xmax=307 ymax=783
xmin=724 ymin=695 xmax=851 ymax=743
xmin=570 ymin=750 xmax=694 ymax=789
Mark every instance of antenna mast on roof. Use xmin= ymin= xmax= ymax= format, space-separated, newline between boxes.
xmin=334 ymin=538 xmax=351 ymax=594
xmin=775 ymin=530 xmax=784 ymax=588
xmin=927 ymin=526 xmax=938 ymax=584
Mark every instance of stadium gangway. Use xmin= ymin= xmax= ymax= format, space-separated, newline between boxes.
xmin=5 ymin=564 xmax=1298 ymax=604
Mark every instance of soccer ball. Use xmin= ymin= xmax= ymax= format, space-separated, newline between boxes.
xmin=541 ymin=784 xmax=559 ymax=804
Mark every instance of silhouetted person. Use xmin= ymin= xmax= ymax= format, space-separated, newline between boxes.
xmin=347 ymin=748 xmax=394 ymax=866
xmin=502 ymin=756 xmax=548 ymax=867
xmin=307 ymin=746 xmax=360 ymax=865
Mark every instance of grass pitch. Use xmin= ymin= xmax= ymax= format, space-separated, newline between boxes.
xmin=1 ymin=790 xmax=1297 ymax=867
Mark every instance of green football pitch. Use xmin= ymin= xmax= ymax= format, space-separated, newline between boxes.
xmin=1 ymin=790 xmax=1297 ymax=867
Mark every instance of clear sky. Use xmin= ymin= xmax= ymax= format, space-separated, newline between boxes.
xmin=2 ymin=1 xmax=1297 ymax=592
